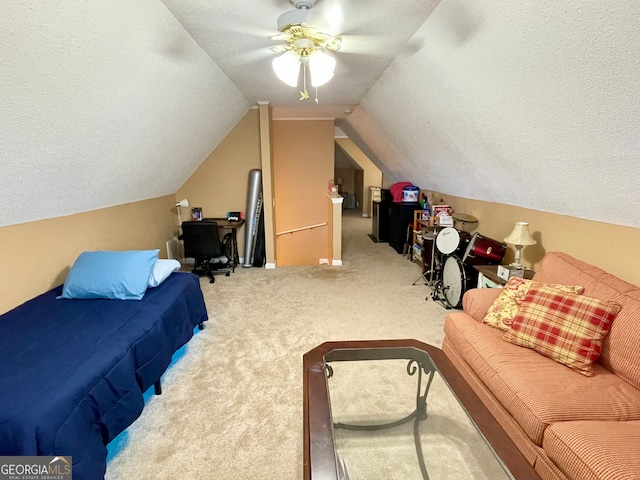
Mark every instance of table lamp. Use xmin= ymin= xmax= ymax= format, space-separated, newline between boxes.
xmin=175 ymin=199 xmax=190 ymax=228
xmin=503 ymin=222 xmax=536 ymax=269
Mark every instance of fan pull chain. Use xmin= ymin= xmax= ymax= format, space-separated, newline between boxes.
xmin=300 ymin=62 xmax=309 ymax=101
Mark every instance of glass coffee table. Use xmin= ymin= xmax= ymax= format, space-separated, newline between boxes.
xmin=303 ymin=339 xmax=540 ymax=480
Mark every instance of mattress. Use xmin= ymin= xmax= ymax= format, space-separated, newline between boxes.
xmin=0 ymin=271 xmax=207 ymax=479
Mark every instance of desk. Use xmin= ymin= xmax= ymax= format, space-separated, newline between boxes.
xmin=203 ymin=218 xmax=245 ymax=272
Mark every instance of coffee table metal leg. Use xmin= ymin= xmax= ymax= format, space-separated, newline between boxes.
xmin=328 ymin=359 xmax=435 ymax=480
xmin=414 ymin=415 xmax=431 ymax=480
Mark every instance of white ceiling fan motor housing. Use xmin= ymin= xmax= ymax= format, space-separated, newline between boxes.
xmin=277 ymin=10 xmax=307 ymax=31
xmin=291 ymin=0 xmax=317 ymax=9
xmin=277 ymin=0 xmax=317 ymax=31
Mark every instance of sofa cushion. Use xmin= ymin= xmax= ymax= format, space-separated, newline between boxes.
xmin=444 ymin=313 xmax=640 ymax=446
xmin=502 ymin=285 xmax=621 ymax=376
xmin=533 ymin=252 xmax=640 ymax=389
xmin=462 ymin=287 xmax=501 ymax=323
xmin=483 ymin=277 xmax=585 ymax=331
xmin=543 ymin=420 xmax=640 ymax=480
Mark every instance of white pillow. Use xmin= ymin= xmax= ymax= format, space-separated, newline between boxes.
xmin=148 ymin=259 xmax=181 ymax=288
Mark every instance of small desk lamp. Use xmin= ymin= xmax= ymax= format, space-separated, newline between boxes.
xmin=504 ymin=222 xmax=536 ymax=269
xmin=175 ymin=199 xmax=190 ymax=228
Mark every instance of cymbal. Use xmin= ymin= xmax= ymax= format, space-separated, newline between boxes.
xmin=452 ymin=212 xmax=478 ymax=223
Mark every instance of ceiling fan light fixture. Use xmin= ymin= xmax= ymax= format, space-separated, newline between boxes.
xmin=309 ymin=50 xmax=335 ymax=87
xmin=272 ymin=50 xmax=301 ymax=87
xmin=294 ymin=38 xmax=314 ymax=50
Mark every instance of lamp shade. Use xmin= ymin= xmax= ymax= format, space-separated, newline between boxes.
xmin=175 ymin=199 xmax=189 ymax=208
xmin=272 ymin=51 xmax=301 ymax=87
xmin=504 ymin=222 xmax=536 ymax=246
xmin=309 ymin=50 xmax=336 ymax=87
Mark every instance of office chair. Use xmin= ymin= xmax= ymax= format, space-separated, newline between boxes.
xmin=180 ymin=221 xmax=231 ymax=283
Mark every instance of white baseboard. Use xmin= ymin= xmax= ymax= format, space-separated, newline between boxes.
xmin=319 ymin=258 xmax=329 ymax=265
xmin=362 ymin=213 xmax=369 ymax=217
xmin=332 ymin=259 xmax=343 ymax=266
xmin=265 ymin=262 xmax=276 ymax=269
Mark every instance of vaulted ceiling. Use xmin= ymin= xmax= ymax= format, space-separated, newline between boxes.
xmin=2 ymin=0 xmax=639 ymax=229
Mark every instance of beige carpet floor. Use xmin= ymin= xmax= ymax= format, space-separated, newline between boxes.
xmin=104 ymin=211 xmax=501 ymax=479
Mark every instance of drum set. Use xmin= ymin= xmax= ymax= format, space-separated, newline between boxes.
xmin=420 ymin=218 xmax=507 ymax=309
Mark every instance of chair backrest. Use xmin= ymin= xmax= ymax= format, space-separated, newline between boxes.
xmin=181 ymin=221 xmax=223 ymax=259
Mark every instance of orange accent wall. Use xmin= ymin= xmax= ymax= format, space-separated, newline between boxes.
xmin=273 ymin=120 xmax=334 ymax=265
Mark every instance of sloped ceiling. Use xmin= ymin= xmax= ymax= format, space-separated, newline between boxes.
xmin=2 ymin=0 xmax=639 ymax=230
xmin=160 ymin=0 xmax=440 ymax=118
xmin=341 ymin=0 xmax=640 ymax=228
xmin=0 ymin=0 xmax=249 ymax=227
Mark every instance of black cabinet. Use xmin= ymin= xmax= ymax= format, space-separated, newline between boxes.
xmin=388 ymin=202 xmax=420 ymax=254
xmin=371 ymin=201 xmax=390 ymax=242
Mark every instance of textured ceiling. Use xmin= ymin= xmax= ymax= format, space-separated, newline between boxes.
xmin=341 ymin=0 xmax=640 ymax=228
xmin=160 ymin=0 xmax=440 ymax=118
xmin=0 ymin=0 xmax=249 ymax=227
xmin=1 ymin=0 xmax=639 ymax=229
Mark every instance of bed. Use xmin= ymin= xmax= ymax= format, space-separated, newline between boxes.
xmin=0 ymin=271 xmax=207 ymax=480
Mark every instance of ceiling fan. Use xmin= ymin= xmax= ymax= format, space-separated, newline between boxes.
xmin=268 ymin=0 xmax=415 ymax=102
xmin=269 ymin=0 xmax=343 ymax=101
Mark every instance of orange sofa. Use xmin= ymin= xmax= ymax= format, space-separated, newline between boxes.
xmin=442 ymin=251 xmax=640 ymax=480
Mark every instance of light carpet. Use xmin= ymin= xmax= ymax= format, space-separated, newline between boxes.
xmin=105 ymin=211 xmax=480 ymax=479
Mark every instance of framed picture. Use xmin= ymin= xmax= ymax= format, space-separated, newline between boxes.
xmin=191 ymin=207 xmax=203 ymax=221
xmin=432 ymin=205 xmax=451 ymax=217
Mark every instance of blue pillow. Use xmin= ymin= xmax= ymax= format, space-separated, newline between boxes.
xmin=58 ymin=250 xmax=160 ymax=300
xmin=148 ymin=259 xmax=181 ymax=288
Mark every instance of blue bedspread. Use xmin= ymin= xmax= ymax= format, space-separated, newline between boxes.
xmin=0 ymin=272 xmax=207 ymax=479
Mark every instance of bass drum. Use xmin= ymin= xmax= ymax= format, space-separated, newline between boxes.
xmin=441 ymin=256 xmax=478 ymax=309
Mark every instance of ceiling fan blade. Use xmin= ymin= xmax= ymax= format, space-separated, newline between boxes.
xmin=223 ymin=46 xmax=279 ymax=66
xmin=304 ymin=0 xmax=397 ymax=36
xmin=302 ymin=1 xmax=346 ymax=36
xmin=337 ymin=35 xmax=415 ymax=58
xmin=270 ymin=0 xmax=390 ymax=36
xmin=265 ymin=0 xmax=429 ymax=62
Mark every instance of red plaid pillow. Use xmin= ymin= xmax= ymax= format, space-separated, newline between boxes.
xmin=502 ymin=285 xmax=621 ymax=376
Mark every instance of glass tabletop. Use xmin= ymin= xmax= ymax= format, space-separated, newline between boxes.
xmin=328 ymin=356 xmax=510 ymax=479
xmin=303 ymin=340 xmax=540 ymax=480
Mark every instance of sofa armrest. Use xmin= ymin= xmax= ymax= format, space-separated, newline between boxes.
xmin=462 ymin=288 xmax=501 ymax=322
